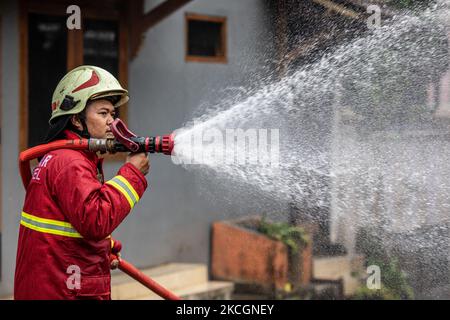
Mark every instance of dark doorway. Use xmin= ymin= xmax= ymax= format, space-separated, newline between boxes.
xmin=28 ymin=13 xmax=67 ymax=147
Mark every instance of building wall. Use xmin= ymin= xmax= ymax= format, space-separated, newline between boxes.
xmin=0 ymin=0 xmax=21 ymax=296
xmin=0 ymin=0 xmax=277 ymax=296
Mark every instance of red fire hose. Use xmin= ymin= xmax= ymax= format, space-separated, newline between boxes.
xmin=19 ymin=139 xmax=90 ymax=189
xmin=18 ymin=124 xmax=180 ymax=300
xmin=110 ymin=253 xmax=180 ymax=300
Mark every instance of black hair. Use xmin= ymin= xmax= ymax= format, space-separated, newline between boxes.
xmin=42 ymin=110 xmax=88 ymax=143
xmin=42 ymin=115 xmax=70 ymax=143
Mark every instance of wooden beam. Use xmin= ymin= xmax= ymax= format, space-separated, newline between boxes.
xmin=129 ymin=0 xmax=144 ymax=59
xmin=67 ymin=28 xmax=84 ymax=70
xmin=141 ymin=0 xmax=192 ymax=32
xmin=312 ymin=0 xmax=361 ymax=19
xmin=342 ymin=0 xmax=396 ymax=18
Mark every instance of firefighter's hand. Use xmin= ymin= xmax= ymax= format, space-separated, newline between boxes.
xmin=127 ymin=152 xmax=150 ymax=176
xmin=110 ymin=239 xmax=122 ymax=270
xmin=110 ymin=255 xmax=120 ymax=270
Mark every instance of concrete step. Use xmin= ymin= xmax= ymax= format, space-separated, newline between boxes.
xmin=137 ymin=280 xmax=235 ymax=300
xmin=111 ymin=262 xmax=234 ymax=300
xmin=313 ymin=254 xmax=365 ymax=297
xmin=111 ymin=262 xmax=208 ymax=300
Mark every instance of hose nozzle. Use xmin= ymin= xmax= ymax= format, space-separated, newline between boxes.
xmin=109 ymin=118 xmax=175 ymax=155
xmin=154 ymin=133 xmax=175 ymax=155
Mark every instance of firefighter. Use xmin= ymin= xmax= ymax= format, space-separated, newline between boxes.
xmin=14 ymin=65 xmax=149 ymax=299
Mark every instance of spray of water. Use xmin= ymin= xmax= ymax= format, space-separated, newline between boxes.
xmin=173 ymin=2 xmax=450 ymax=297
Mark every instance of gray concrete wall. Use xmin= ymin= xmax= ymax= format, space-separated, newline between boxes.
xmin=0 ymin=0 xmax=277 ymax=296
xmin=0 ymin=1 xmax=23 ymax=296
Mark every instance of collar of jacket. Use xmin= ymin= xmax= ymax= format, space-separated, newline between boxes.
xmin=62 ymin=129 xmax=104 ymax=168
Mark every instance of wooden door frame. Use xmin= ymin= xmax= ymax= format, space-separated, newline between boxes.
xmin=19 ymin=0 xmax=129 ymax=153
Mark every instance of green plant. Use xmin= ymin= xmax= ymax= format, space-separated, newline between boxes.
xmin=257 ymin=215 xmax=309 ymax=251
xmin=353 ymin=228 xmax=415 ymax=300
xmin=368 ymin=257 xmax=414 ymax=300
xmin=352 ymin=286 xmax=400 ymax=300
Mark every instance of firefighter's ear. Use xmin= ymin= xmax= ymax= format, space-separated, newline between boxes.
xmin=70 ymin=115 xmax=84 ymax=131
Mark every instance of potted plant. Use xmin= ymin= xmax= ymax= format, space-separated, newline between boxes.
xmin=211 ymin=215 xmax=312 ymax=296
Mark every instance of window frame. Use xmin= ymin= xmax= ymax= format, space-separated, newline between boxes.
xmin=185 ymin=13 xmax=227 ymax=64
xmin=19 ymin=0 xmax=129 ymax=159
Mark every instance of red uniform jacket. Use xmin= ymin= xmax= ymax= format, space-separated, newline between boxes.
xmin=14 ymin=130 xmax=147 ymax=300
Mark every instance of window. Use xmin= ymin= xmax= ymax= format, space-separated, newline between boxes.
xmin=185 ymin=13 xmax=227 ymax=63
xmin=83 ymin=19 xmax=119 ymax=78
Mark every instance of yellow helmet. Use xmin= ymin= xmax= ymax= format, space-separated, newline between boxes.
xmin=49 ymin=65 xmax=128 ymax=124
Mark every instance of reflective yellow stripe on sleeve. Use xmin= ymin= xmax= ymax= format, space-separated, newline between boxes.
xmin=105 ymin=175 xmax=140 ymax=209
xmin=20 ymin=211 xmax=83 ymax=238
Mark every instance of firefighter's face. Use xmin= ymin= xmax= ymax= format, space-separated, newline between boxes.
xmin=84 ymin=99 xmax=116 ymax=139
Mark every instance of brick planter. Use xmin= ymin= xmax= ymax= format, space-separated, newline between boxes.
xmin=211 ymin=216 xmax=312 ymax=292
